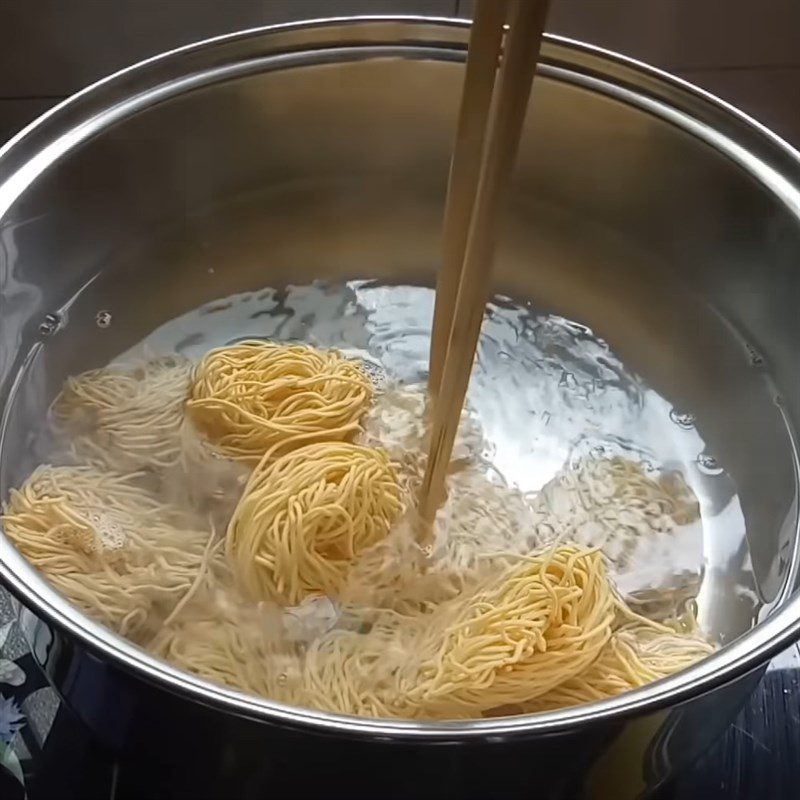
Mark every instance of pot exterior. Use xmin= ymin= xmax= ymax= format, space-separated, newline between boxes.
xmin=21 ymin=606 xmax=759 ymax=799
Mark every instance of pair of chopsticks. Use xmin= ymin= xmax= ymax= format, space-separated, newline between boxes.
xmin=419 ymin=0 xmax=551 ymax=525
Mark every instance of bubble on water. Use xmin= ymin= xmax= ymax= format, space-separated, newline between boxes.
xmin=96 ymin=310 xmax=112 ymax=328
xmin=358 ymin=358 xmax=387 ymax=391
xmin=669 ymin=408 xmax=696 ymax=429
xmin=696 ymin=453 xmax=723 ymax=476
xmin=277 ymin=672 xmax=288 ymax=686
xmin=589 ymin=445 xmax=606 ymax=459
xmin=38 ymin=313 xmax=62 ymax=336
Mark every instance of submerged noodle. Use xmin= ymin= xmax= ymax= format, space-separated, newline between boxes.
xmin=521 ymin=616 xmax=715 ymax=711
xmin=52 ymin=356 xmax=193 ymax=472
xmin=1 ymin=464 xmax=211 ymax=640
xmin=156 ymin=544 xmax=711 ymax=720
xmin=300 ymin=546 xmax=616 ymax=718
xmin=1 ymin=342 xmax=716 ymax=721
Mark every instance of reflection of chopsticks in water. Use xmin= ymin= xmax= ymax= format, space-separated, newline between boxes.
xmin=419 ymin=0 xmax=552 ymax=526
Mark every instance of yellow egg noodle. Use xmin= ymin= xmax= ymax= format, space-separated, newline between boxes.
xmin=2 ymin=464 xmax=210 ymax=640
xmin=227 ymin=441 xmax=403 ymax=605
xmin=149 ymin=586 xmax=297 ymax=700
xmin=530 ymin=456 xmax=700 ymax=570
xmin=521 ymin=618 xmax=714 ymax=712
xmin=187 ymin=341 xmax=373 ymax=464
xmin=52 ymin=356 xmax=193 ymax=472
xmin=300 ymin=547 xmax=616 ymax=718
xmin=150 ymin=544 xmax=713 ymax=720
xmin=0 ymin=341 xmax=715 ymax=721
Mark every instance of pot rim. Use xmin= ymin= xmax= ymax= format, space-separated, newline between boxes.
xmin=1 ymin=15 xmax=799 ymax=741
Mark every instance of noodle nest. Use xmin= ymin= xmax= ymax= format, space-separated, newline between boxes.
xmin=300 ymin=546 xmax=616 ymax=718
xmin=187 ymin=341 xmax=373 ymax=464
xmin=227 ymin=441 xmax=403 ymax=605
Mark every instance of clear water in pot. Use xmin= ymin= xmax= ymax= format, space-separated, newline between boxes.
xmin=4 ymin=273 xmax=790 ymax=649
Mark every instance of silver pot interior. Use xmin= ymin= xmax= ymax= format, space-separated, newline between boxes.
xmin=0 ymin=19 xmax=799 ymax=730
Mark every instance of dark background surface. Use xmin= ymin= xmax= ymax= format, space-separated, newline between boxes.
xmin=1 ymin=0 xmax=799 ymax=148
xmin=0 ymin=1 xmax=799 ymax=797
xmin=8 ymin=656 xmax=800 ymax=800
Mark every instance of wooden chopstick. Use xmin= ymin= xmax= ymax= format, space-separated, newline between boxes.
xmin=428 ymin=0 xmax=508 ymax=400
xmin=419 ymin=0 xmax=551 ymax=525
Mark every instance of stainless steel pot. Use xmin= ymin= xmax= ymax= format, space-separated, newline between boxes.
xmin=0 ymin=17 xmax=799 ymax=799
